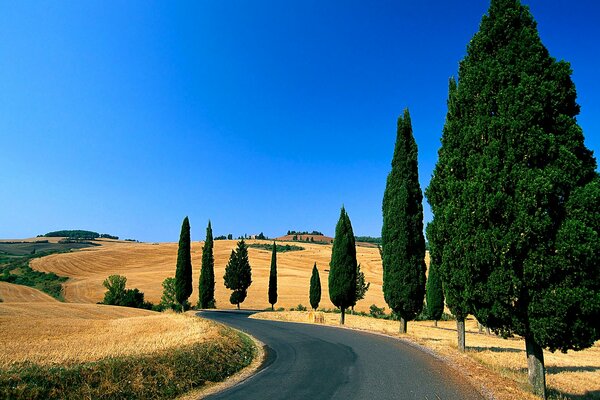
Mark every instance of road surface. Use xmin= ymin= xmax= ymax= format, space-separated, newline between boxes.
xmin=198 ymin=310 xmax=483 ymax=400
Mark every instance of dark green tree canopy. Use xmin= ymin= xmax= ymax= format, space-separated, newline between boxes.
xmin=224 ymin=239 xmax=252 ymax=308
xmin=175 ymin=216 xmax=193 ymax=307
xmin=353 ymin=263 xmax=370 ymax=308
xmin=309 ymin=263 xmax=321 ymax=310
xmin=328 ymin=207 xmax=357 ymax=310
xmin=425 ymin=224 xmax=444 ymax=322
xmin=198 ymin=220 xmax=215 ymax=308
xmin=268 ymin=241 xmax=278 ymax=307
xmin=381 ymin=109 xmax=426 ymax=321
xmin=427 ymin=0 xmax=599 ymax=353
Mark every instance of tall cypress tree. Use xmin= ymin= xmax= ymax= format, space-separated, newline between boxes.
xmin=382 ymin=109 xmax=426 ymax=334
xmin=175 ymin=216 xmax=192 ymax=312
xmin=309 ymin=263 xmax=321 ymax=310
xmin=427 ymin=1 xmax=599 ymax=397
xmin=425 ymin=224 xmax=444 ymax=327
xmin=224 ymin=239 xmax=252 ymax=309
xmin=268 ymin=241 xmax=277 ymax=310
xmin=329 ymin=206 xmax=357 ymax=325
xmin=198 ymin=220 xmax=215 ymax=309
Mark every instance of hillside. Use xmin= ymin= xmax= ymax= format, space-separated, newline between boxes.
xmin=30 ymin=239 xmax=424 ymax=312
xmin=0 ymin=281 xmax=59 ymax=303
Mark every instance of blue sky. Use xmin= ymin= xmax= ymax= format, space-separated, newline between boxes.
xmin=1 ymin=1 xmax=598 ymax=242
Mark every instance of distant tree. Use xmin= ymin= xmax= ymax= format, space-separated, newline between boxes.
xmin=328 ymin=207 xmax=357 ymax=324
xmin=292 ymin=235 xmax=298 ymax=241
xmin=427 ymin=1 xmax=600 ymax=396
xmin=224 ymin=239 xmax=252 ymax=309
xmin=198 ymin=220 xmax=215 ymax=309
xmin=268 ymin=241 xmax=277 ymax=310
xmin=425 ymin=225 xmax=444 ymax=327
xmin=309 ymin=263 xmax=321 ymax=310
xmin=175 ymin=217 xmax=193 ymax=312
xmin=227 ymin=234 xmax=233 ymax=240
xmin=382 ymin=109 xmax=426 ymax=334
xmin=160 ymin=277 xmax=178 ymax=311
xmin=351 ymin=263 xmax=370 ymax=313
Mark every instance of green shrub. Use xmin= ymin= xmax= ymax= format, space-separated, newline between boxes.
xmin=369 ymin=304 xmax=386 ymax=318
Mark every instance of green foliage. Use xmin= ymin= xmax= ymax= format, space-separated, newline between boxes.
xmin=0 ymin=251 xmax=68 ymax=300
xmin=175 ymin=217 xmax=193 ymax=310
xmin=268 ymin=242 xmax=277 ymax=308
xmin=291 ymin=304 xmax=307 ymax=311
xmin=353 ymin=263 xmax=370 ymax=307
xmin=309 ymin=263 xmax=321 ymax=310
xmin=223 ymin=240 xmax=252 ymax=308
xmin=328 ymin=207 xmax=357 ymax=316
xmin=198 ymin=221 xmax=216 ymax=309
xmin=43 ymin=230 xmax=100 ymax=239
xmin=0 ymin=328 xmax=256 ymax=400
xmin=247 ymin=243 xmax=304 ymax=252
xmin=101 ymin=275 xmax=152 ymax=309
xmin=354 ymin=236 xmax=382 ymax=244
xmin=381 ymin=108 xmax=426 ymax=322
xmin=160 ymin=277 xmax=179 ymax=311
xmin=426 ymin=0 xmax=599 ymax=357
xmin=287 ymin=230 xmax=323 ymax=236
xmin=369 ymin=304 xmax=386 ymax=318
xmin=425 ymin=229 xmax=445 ymax=322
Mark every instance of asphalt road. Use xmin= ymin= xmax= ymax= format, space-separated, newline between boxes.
xmin=198 ymin=310 xmax=484 ymax=400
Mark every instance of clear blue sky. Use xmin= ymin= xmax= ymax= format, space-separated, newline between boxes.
xmin=1 ymin=1 xmax=598 ymax=242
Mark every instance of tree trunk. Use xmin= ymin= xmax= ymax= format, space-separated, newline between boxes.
xmin=351 ymin=305 xmax=354 ymax=315
xmin=526 ymin=336 xmax=547 ymax=399
xmin=433 ymin=319 xmax=438 ymax=327
xmin=237 ymin=302 xmax=240 ymax=310
xmin=271 ymin=304 xmax=274 ymax=311
xmin=340 ymin=308 xmax=345 ymax=325
xmin=486 ymin=326 xmax=491 ymax=335
xmin=478 ymin=322 xmax=484 ymax=334
xmin=457 ymin=318 xmax=465 ymax=352
xmin=399 ymin=317 xmax=407 ymax=334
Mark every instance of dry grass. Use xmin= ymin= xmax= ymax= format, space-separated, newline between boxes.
xmin=0 ymin=281 xmax=59 ymax=303
xmin=252 ymin=311 xmax=600 ymax=400
xmin=30 ymin=239 xmax=404 ymax=311
xmin=0 ymin=302 xmax=218 ymax=368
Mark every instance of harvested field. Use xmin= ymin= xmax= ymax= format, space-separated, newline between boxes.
xmin=0 ymin=302 xmax=218 ymax=367
xmin=30 ymin=240 xmax=405 ymax=312
xmin=0 ymin=282 xmax=59 ymax=303
xmin=252 ymin=311 xmax=600 ymax=400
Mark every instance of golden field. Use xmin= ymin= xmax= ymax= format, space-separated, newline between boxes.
xmin=0 ymin=301 xmax=218 ymax=367
xmin=253 ymin=311 xmax=600 ymax=400
xmin=31 ymin=239 xmax=393 ymax=312
xmin=0 ymin=281 xmax=59 ymax=303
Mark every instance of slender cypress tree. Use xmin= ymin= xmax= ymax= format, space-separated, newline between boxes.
xmin=328 ymin=206 xmax=357 ymax=325
xmin=268 ymin=241 xmax=278 ymax=310
xmin=198 ymin=220 xmax=215 ymax=309
xmin=425 ymin=224 xmax=444 ymax=327
xmin=175 ymin=216 xmax=192 ymax=312
xmin=382 ymin=109 xmax=426 ymax=334
xmin=224 ymin=239 xmax=252 ymax=309
xmin=309 ymin=263 xmax=321 ymax=310
xmin=427 ymin=1 xmax=599 ymax=397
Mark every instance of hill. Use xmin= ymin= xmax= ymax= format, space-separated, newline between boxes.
xmin=30 ymin=239 xmax=415 ymax=312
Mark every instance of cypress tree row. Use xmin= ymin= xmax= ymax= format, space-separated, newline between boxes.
xmin=175 ymin=216 xmax=193 ymax=312
xmin=309 ymin=263 xmax=321 ymax=310
xmin=328 ymin=206 xmax=357 ymax=324
xmin=198 ymin=220 xmax=215 ymax=309
xmin=382 ymin=109 xmax=426 ymax=334
xmin=268 ymin=241 xmax=277 ymax=310
xmin=427 ymin=0 xmax=599 ymax=397
xmin=224 ymin=239 xmax=252 ymax=309
xmin=425 ymin=224 xmax=444 ymax=327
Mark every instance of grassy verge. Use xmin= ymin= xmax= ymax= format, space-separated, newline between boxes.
xmin=0 ymin=325 xmax=256 ymax=400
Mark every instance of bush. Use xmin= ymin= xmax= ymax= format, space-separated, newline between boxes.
xmin=102 ymin=275 xmax=152 ymax=310
xmin=369 ymin=304 xmax=386 ymax=318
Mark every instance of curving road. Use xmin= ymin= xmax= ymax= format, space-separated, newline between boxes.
xmin=198 ymin=310 xmax=483 ymax=400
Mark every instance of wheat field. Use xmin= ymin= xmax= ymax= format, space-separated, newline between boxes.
xmin=31 ymin=240 xmax=395 ymax=312
xmin=0 ymin=281 xmax=59 ymax=303
xmin=0 ymin=302 xmax=218 ymax=367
